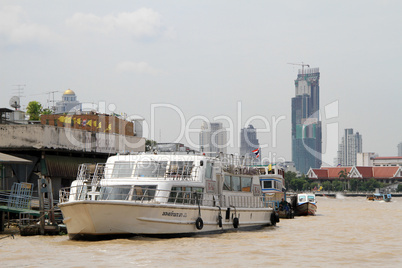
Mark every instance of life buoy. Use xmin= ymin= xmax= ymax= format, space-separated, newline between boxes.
xmin=233 ymin=217 xmax=239 ymax=228
xmin=195 ymin=217 xmax=204 ymax=230
xmin=270 ymin=212 xmax=276 ymax=226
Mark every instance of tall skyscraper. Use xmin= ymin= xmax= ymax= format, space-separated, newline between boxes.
xmin=291 ymin=67 xmax=322 ymax=174
xmin=336 ymin=128 xmax=362 ymax=166
xmin=199 ymin=121 xmax=227 ymax=155
xmin=240 ymin=125 xmax=259 ymax=160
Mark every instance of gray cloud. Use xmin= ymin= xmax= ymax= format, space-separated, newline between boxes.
xmin=65 ymin=8 xmax=165 ymax=38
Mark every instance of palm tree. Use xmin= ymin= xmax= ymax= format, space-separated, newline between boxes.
xmin=338 ymin=169 xmax=348 ymax=191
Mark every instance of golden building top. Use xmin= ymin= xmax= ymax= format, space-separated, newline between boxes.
xmin=63 ymin=89 xmax=75 ymax=95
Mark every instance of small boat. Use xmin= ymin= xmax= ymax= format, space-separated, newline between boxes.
xmin=367 ymin=193 xmax=392 ymax=202
xmin=58 ymin=153 xmax=278 ymax=240
xmin=257 ymin=165 xmax=294 ymax=219
xmin=291 ymin=193 xmax=317 ymax=216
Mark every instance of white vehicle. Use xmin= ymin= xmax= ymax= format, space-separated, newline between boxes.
xmin=58 ymin=153 xmax=278 ymax=240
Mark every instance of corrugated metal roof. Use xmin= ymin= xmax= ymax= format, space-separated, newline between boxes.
xmin=0 ymin=152 xmax=32 ymax=164
xmin=45 ymin=155 xmax=104 ymax=178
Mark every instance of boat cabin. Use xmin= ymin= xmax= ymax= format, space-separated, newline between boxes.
xmin=65 ymin=153 xmax=269 ymax=209
xmin=296 ymin=194 xmax=316 ymax=204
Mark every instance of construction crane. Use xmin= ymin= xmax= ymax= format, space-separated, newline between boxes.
xmin=287 ymin=62 xmax=310 ymax=75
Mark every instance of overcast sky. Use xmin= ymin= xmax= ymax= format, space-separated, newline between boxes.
xmin=1 ymin=1 xmax=401 ymax=164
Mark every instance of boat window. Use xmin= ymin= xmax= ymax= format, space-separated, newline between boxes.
xmin=99 ymin=186 xmax=131 ymax=200
xmin=263 ymin=180 xmax=272 ymax=189
xmin=111 ymin=162 xmax=135 ymax=178
xmin=308 ymin=195 xmax=315 ymax=202
xmin=167 ymin=161 xmax=194 ymax=178
xmin=205 ymin=161 xmax=213 ymax=179
xmin=168 ymin=186 xmax=204 ymax=204
xmin=193 ymin=187 xmax=203 ymax=193
xmin=299 ymin=195 xmax=306 ymax=202
xmin=134 ymin=161 xmax=168 ymax=177
xmin=232 ymin=176 xmax=241 ymax=191
xmin=224 ymin=175 xmax=231 ymax=190
xmin=241 ymin=177 xmax=252 ymax=192
xmin=132 ymin=185 xmax=157 ymax=201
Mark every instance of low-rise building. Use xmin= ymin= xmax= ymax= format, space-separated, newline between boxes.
xmin=356 ymin=152 xmax=377 ymax=166
xmin=307 ymin=166 xmax=402 ymax=185
xmin=372 ymin=156 xmax=402 ymax=167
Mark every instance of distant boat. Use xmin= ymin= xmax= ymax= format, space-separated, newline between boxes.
xmin=291 ymin=193 xmax=317 ymax=216
xmin=367 ymin=193 xmax=392 ymax=202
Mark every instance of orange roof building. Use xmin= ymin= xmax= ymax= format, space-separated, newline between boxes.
xmin=307 ymin=166 xmax=402 ymax=184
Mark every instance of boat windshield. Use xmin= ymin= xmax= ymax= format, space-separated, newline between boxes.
xmin=298 ymin=195 xmax=306 ymax=202
xmin=99 ymin=185 xmax=157 ymax=201
xmin=134 ymin=161 xmax=168 ymax=177
xmin=166 ymin=161 xmax=194 ymax=178
xmin=308 ymin=195 xmax=315 ymax=202
xmin=111 ymin=162 xmax=135 ymax=178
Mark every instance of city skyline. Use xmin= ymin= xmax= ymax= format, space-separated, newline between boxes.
xmin=199 ymin=121 xmax=227 ymax=155
xmin=1 ymin=1 xmax=402 ymax=162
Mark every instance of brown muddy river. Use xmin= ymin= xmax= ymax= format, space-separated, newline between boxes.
xmin=1 ymin=196 xmax=401 ymax=267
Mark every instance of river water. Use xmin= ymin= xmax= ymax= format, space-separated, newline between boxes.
xmin=1 ymin=196 xmax=401 ymax=267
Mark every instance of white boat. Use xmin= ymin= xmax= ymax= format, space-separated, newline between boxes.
xmin=58 ymin=153 xmax=278 ymax=240
xmin=291 ymin=193 xmax=317 ymax=216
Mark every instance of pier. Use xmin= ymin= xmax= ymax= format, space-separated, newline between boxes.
xmin=0 ymin=180 xmax=64 ymax=236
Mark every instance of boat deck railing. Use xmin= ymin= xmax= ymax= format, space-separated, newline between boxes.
xmin=76 ymin=162 xmax=202 ymax=183
xmin=59 ymin=185 xmax=274 ymax=209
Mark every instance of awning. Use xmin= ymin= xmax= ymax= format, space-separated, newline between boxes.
xmin=0 ymin=152 xmax=32 ymax=164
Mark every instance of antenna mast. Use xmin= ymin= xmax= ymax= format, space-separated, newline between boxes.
xmin=13 ymin=84 xmax=26 ymax=97
xmin=46 ymin=91 xmax=58 ymax=110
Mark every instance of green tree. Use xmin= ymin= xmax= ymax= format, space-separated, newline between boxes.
xmin=338 ymin=169 xmax=348 ymax=180
xmin=332 ymin=180 xmax=343 ymax=191
xmin=397 ymin=184 xmax=402 ymax=192
xmin=26 ymin=101 xmax=43 ymax=120
xmin=338 ymin=169 xmax=348 ymax=191
xmin=303 ymin=181 xmax=311 ymax=191
xmin=145 ymin=139 xmax=157 ymax=152
xmin=322 ymin=181 xmax=332 ymax=191
xmin=291 ymin=178 xmax=307 ymax=191
xmin=310 ymin=182 xmax=319 ymax=191
xmin=284 ymin=171 xmax=297 ymax=190
xmin=41 ymin=108 xmax=53 ymax=115
xmin=350 ymin=179 xmax=359 ymax=191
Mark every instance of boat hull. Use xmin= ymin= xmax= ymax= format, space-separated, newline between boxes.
xmin=59 ymin=200 xmax=274 ymax=240
xmin=278 ymin=209 xmax=294 ymax=219
xmin=295 ymin=202 xmax=317 ymax=216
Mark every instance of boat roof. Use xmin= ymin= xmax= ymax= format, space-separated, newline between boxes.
xmin=106 ymin=153 xmax=211 ymax=164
